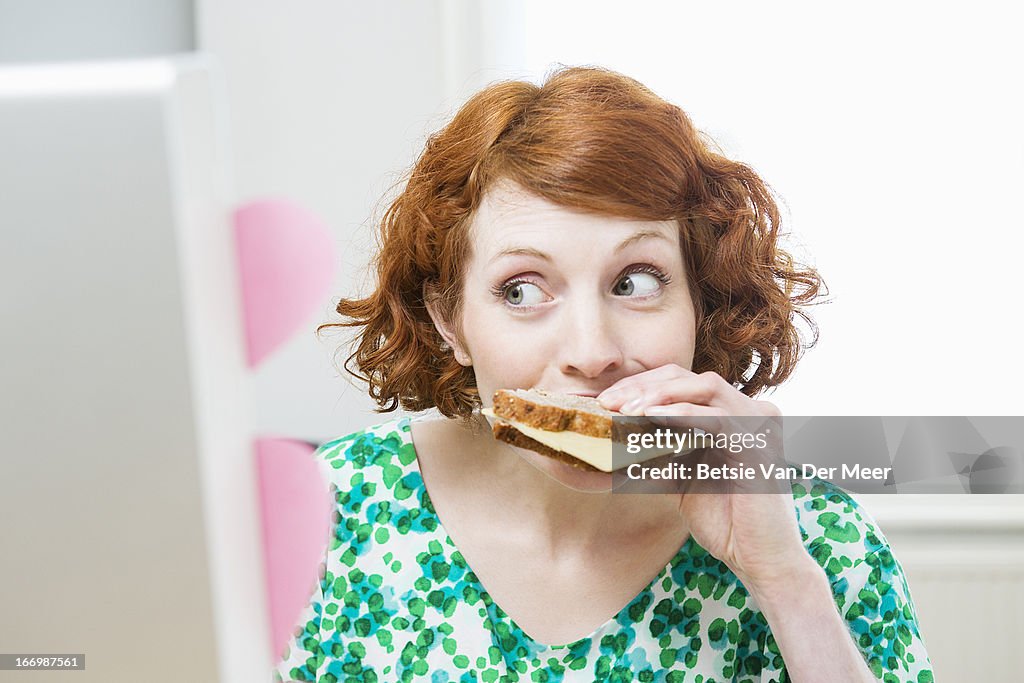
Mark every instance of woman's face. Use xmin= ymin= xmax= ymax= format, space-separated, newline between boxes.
xmin=437 ymin=181 xmax=698 ymax=491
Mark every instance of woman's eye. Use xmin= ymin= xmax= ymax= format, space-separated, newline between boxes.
xmin=613 ymin=272 xmax=662 ymax=297
xmin=504 ymin=282 xmax=547 ymax=306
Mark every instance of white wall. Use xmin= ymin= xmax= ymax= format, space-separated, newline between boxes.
xmin=0 ymin=0 xmax=194 ymax=63
xmin=197 ymin=1 xmax=452 ymax=443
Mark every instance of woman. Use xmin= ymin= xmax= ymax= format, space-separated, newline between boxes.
xmin=275 ymin=67 xmax=933 ymax=682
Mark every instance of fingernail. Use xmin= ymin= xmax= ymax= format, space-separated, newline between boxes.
xmin=600 ymin=387 xmax=636 ymax=409
xmin=644 ymin=405 xmax=673 ymax=416
xmin=622 ymin=397 xmax=645 ymax=415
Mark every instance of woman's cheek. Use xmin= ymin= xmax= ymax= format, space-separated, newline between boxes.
xmin=633 ymin=323 xmax=696 ymax=371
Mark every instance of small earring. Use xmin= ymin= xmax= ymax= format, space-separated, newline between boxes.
xmin=439 ymin=341 xmax=451 ymax=352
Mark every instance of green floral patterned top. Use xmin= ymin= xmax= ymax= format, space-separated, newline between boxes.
xmin=273 ymin=417 xmax=934 ymax=683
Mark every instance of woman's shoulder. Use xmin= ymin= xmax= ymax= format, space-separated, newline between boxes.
xmin=792 ymin=479 xmax=895 ymax=582
xmin=313 ymin=416 xmax=419 ymax=487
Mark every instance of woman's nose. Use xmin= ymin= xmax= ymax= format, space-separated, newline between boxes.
xmin=557 ymin=305 xmax=624 ymax=379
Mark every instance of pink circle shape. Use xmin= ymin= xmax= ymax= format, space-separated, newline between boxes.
xmin=234 ymin=199 xmax=336 ymax=367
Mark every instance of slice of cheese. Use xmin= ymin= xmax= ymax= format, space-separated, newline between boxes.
xmin=481 ymin=408 xmax=683 ymax=472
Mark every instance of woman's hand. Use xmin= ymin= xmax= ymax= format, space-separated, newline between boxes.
xmin=597 ymin=364 xmax=814 ymax=590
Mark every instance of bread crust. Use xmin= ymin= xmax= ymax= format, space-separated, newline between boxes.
xmin=491 ymin=389 xmax=613 ymax=438
xmin=491 ymin=422 xmax=601 ymax=472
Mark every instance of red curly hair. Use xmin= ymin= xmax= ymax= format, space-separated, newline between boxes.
xmin=318 ymin=66 xmax=826 ymax=420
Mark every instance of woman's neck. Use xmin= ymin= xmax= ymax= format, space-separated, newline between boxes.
xmin=422 ymin=412 xmax=685 ymax=559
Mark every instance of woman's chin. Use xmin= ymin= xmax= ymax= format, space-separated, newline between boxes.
xmin=519 ymin=449 xmax=616 ymax=492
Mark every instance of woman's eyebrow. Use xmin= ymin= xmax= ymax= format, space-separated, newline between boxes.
xmin=488 ymin=230 xmax=671 ymax=265
xmin=615 ymin=230 xmax=673 ymax=251
xmin=488 ymin=246 xmax=552 ymax=265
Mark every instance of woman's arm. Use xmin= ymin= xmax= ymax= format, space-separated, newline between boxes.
xmin=598 ymin=366 xmax=934 ymax=682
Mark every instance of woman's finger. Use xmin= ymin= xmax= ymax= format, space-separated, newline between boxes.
xmin=597 ymin=363 xmax=693 ymax=405
xmin=604 ymin=371 xmax=741 ymax=414
xmin=641 ymin=401 xmax=730 ymax=436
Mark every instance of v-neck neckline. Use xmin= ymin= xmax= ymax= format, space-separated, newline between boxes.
xmin=400 ymin=416 xmax=695 ymax=651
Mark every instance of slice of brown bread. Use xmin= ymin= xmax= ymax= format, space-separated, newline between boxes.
xmin=491 ymin=388 xmax=615 ymax=438
xmin=491 ymin=422 xmax=601 ymax=472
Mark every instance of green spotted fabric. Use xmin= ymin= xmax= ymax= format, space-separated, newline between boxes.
xmin=273 ymin=417 xmax=934 ymax=683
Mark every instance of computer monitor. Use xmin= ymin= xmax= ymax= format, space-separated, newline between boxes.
xmin=0 ymin=57 xmax=269 ymax=683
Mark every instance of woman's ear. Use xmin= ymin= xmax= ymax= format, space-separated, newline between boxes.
xmin=423 ymin=284 xmax=472 ymax=367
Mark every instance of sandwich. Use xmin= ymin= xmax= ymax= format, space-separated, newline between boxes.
xmin=481 ymin=388 xmax=656 ymax=472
